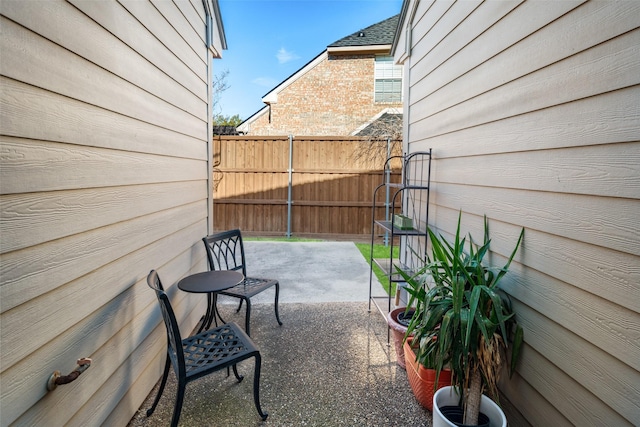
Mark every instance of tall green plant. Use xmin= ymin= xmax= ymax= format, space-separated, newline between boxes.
xmin=401 ymin=212 xmax=524 ymax=425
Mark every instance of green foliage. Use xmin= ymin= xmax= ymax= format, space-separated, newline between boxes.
xmin=212 ymin=113 xmax=243 ymax=127
xmin=401 ymin=212 xmax=524 ymax=420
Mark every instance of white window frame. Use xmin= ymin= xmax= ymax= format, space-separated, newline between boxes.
xmin=374 ymin=55 xmax=403 ymax=103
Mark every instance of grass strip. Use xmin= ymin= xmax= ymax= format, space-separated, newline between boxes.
xmin=354 ymin=242 xmax=398 ymax=296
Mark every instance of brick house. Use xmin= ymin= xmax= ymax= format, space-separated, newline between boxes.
xmin=237 ymin=15 xmax=403 ymax=136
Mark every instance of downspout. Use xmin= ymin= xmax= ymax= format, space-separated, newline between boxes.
xmin=204 ymin=4 xmax=214 ymax=233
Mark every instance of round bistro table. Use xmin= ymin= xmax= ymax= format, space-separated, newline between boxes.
xmin=177 ymin=270 xmax=244 ymax=333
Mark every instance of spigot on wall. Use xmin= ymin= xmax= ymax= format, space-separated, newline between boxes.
xmin=47 ymin=358 xmax=92 ymax=391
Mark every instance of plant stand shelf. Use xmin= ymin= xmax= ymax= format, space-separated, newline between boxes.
xmin=368 ymin=150 xmax=432 ymax=340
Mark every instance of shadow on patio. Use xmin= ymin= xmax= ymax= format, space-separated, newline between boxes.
xmin=127 ymin=241 xmax=432 ymax=426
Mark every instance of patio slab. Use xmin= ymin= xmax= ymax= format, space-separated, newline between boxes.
xmin=240 ymin=240 xmax=387 ymax=304
xmin=127 ymin=242 xmax=432 ymax=426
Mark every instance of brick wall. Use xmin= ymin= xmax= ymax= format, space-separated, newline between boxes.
xmin=247 ymin=53 xmax=402 ymax=135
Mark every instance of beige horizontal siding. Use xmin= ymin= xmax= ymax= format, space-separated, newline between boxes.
xmin=408 ymin=86 xmax=640 ymax=156
xmin=431 ymin=205 xmax=639 ymax=314
xmin=411 ymin=31 xmax=640 ymax=138
xmin=0 ymin=82 xmax=206 ymax=159
xmin=150 ymin=0 xmax=207 ymax=60
xmin=119 ymin=0 xmax=207 ymax=77
xmin=399 ymin=0 xmax=640 ymax=425
xmin=69 ymin=0 xmax=207 ymax=98
xmin=0 ymin=17 xmax=206 ymax=137
xmin=435 ymin=142 xmax=640 ymax=198
xmin=0 ymin=136 xmax=206 ymax=197
xmin=0 ymin=186 xmax=206 ymax=312
xmin=0 ymin=180 xmax=205 ymax=254
xmin=409 ymin=1 xmax=585 ymax=91
xmin=1 ymin=10 xmax=206 ymax=120
xmin=1 ymin=220 xmax=208 ymax=424
xmin=99 ymin=342 xmax=166 ymax=427
xmin=514 ymin=342 xmax=631 ymax=426
xmin=499 ymin=368 xmax=572 ymax=427
xmin=434 ymin=183 xmax=639 ymax=255
xmin=0 ymin=201 xmax=207 ymax=371
xmin=513 ymin=301 xmax=639 ymax=424
xmin=409 ymin=0 xmax=523 ymax=85
xmin=0 ymin=0 xmax=215 ymax=424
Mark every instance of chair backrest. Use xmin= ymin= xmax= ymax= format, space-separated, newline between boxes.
xmin=147 ymin=270 xmax=186 ymax=377
xmin=202 ymin=229 xmax=247 ymax=276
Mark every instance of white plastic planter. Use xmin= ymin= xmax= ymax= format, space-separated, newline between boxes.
xmin=433 ymin=386 xmax=507 ymax=427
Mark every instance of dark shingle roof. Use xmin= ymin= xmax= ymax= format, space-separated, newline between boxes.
xmin=213 ymin=126 xmax=241 ymax=135
xmin=356 ymin=113 xmax=402 ymax=137
xmin=328 ymin=14 xmax=400 ymax=48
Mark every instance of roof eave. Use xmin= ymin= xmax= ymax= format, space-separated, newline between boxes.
xmin=327 ymin=44 xmax=392 ymax=55
xmin=262 ymin=51 xmax=328 ymax=104
xmin=203 ymin=0 xmax=227 ymax=56
xmin=238 ymin=105 xmax=269 ymax=128
xmin=391 ymin=0 xmax=409 ymax=56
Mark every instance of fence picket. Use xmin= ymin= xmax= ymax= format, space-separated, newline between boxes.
xmin=213 ymin=135 xmax=402 ymax=238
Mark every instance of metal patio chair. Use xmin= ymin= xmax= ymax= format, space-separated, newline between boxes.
xmin=146 ymin=270 xmax=268 ymax=426
xmin=202 ymin=229 xmax=282 ymax=336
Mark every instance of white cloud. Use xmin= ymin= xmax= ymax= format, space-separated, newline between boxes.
xmin=276 ymin=47 xmax=299 ymax=64
xmin=252 ymin=77 xmax=279 ymax=88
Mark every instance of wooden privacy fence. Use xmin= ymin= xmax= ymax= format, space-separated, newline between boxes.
xmin=213 ymin=135 xmax=402 ymax=239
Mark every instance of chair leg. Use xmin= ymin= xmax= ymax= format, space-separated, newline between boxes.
xmin=170 ymin=379 xmax=187 ymax=427
xmin=252 ymin=353 xmax=268 ymax=421
xmin=243 ymin=297 xmax=251 ymax=336
xmin=235 ymin=298 xmax=244 ymax=313
xmin=232 ymin=363 xmax=244 ymax=382
xmin=274 ymin=282 xmax=283 ymax=326
xmin=147 ymin=355 xmax=171 ymax=417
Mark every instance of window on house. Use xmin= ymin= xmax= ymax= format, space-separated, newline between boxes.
xmin=374 ymin=56 xmax=402 ymax=103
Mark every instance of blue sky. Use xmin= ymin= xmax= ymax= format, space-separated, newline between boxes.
xmin=215 ymin=0 xmax=403 ymax=120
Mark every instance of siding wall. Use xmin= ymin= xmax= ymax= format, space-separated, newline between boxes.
xmin=0 ymin=1 xmax=220 ymax=425
xmin=395 ymin=1 xmax=639 ymax=426
xmin=241 ymin=53 xmax=403 ymax=136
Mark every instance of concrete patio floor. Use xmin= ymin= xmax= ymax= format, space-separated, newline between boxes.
xmin=127 ymin=241 xmax=433 ymax=426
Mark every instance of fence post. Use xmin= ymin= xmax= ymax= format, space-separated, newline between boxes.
xmin=286 ymin=134 xmax=293 ymax=238
xmin=384 ymin=137 xmax=391 ymax=246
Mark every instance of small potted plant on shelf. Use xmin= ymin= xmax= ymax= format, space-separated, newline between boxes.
xmin=402 ymin=212 xmax=524 ymax=427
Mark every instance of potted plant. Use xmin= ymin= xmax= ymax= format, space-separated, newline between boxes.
xmin=387 ymin=306 xmax=415 ymax=369
xmin=403 ymin=331 xmax=452 ymax=411
xmin=394 ymin=271 xmax=451 ymax=410
xmin=401 ymin=212 xmax=524 ymax=426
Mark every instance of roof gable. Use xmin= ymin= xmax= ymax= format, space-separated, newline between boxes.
xmin=328 ymin=15 xmax=400 ymax=48
xmin=240 ymin=13 xmax=401 ymax=127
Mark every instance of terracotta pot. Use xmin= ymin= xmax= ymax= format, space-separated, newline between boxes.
xmin=387 ymin=307 xmax=414 ymax=369
xmin=403 ymin=337 xmax=452 ymax=410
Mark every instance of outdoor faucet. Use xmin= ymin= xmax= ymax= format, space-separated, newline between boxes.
xmin=47 ymin=358 xmax=92 ymax=391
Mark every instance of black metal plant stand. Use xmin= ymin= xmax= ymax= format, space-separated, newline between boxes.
xmin=368 ymin=150 xmax=432 ymax=341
